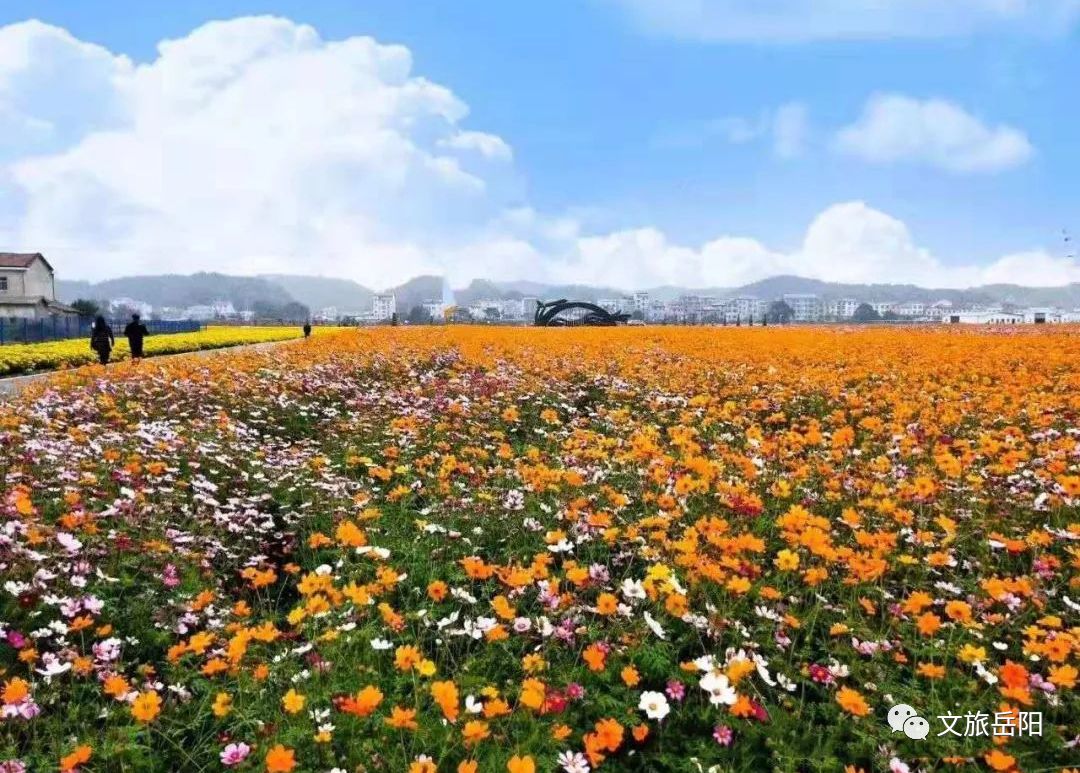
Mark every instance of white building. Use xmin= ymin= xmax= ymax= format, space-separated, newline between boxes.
xmin=372 ymin=293 xmax=396 ymax=321
xmin=421 ymin=300 xmax=445 ymax=319
xmin=1023 ymin=308 xmax=1063 ymax=324
xmin=183 ymin=305 xmax=216 ymax=321
xmin=895 ymin=301 xmax=926 ymax=317
xmin=833 ymin=298 xmax=859 ymax=318
xmin=520 ymin=296 xmax=540 ymax=320
xmin=314 ymin=306 xmax=339 ymax=322
xmin=633 ymin=292 xmax=650 ymax=315
xmin=0 ymin=252 xmax=78 ymax=319
xmin=871 ymin=301 xmax=897 ymax=316
xmin=782 ymin=294 xmax=822 ymax=322
xmin=724 ymin=296 xmax=768 ymax=321
xmin=943 ymin=311 xmax=1023 ymax=324
xmin=211 ymin=300 xmax=236 ymax=317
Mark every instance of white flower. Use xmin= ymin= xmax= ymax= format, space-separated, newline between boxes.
xmin=370 ymin=638 xmax=393 ymax=650
xmin=643 ymin=611 xmax=667 ymax=640
xmin=621 ymin=578 xmax=646 ymax=600
xmin=699 ymin=671 xmax=737 ymax=706
xmin=638 ymin=690 xmax=670 ymax=720
xmin=557 ymin=750 xmax=591 ymax=773
xmin=465 ymin=695 xmax=483 ymax=714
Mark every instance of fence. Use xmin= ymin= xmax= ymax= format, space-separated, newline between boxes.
xmin=0 ymin=317 xmax=202 ymax=345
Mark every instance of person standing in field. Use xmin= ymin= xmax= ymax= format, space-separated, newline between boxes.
xmin=90 ymin=315 xmax=115 ymax=365
xmin=124 ymin=313 xmax=149 ymax=360
xmin=303 ymin=322 xmax=312 ymax=338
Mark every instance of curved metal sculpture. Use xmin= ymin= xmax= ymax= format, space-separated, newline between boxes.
xmin=533 ymin=299 xmax=631 ymax=327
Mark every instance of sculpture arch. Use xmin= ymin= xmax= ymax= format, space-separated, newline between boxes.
xmin=533 ymin=299 xmax=630 ymax=327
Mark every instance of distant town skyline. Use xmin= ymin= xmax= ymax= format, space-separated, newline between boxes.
xmin=1 ymin=2 xmax=1079 ymax=288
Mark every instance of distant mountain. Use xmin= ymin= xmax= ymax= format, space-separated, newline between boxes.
xmin=456 ymin=279 xmax=522 ymax=306
xmin=731 ymin=275 xmax=1080 ymax=307
xmin=261 ymin=274 xmax=373 ymax=314
xmin=491 ymin=280 xmax=627 ymax=302
xmin=57 ymin=272 xmax=296 ymax=310
xmin=390 ymin=275 xmax=448 ymax=314
xmin=54 ymin=271 xmax=1080 ymax=315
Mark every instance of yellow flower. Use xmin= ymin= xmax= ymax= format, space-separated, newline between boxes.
xmin=212 ymin=692 xmax=232 ymax=717
xmin=774 ymin=549 xmax=800 ymax=571
xmin=282 ymin=688 xmax=305 ymax=714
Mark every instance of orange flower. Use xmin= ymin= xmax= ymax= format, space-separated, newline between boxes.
xmin=519 ymin=678 xmax=545 ymax=710
xmin=395 ymin=644 xmax=423 ymax=671
xmin=1048 ymin=664 xmax=1077 ymax=689
xmin=265 ymin=744 xmax=296 ymax=773
xmin=632 ymin=723 xmax=650 ymax=742
xmin=835 ymin=687 xmax=871 ymax=717
xmin=431 ymin=680 xmax=460 ymax=723
xmin=916 ymin=612 xmax=942 ymax=637
xmin=593 ymin=718 xmax=625 ymax=752
xmin=462 ymin=720 xmax=491 ymax=745
xmin=730 ymin=695 xmax=756 ymax=718
xmin=60 ymin=745 xmax=92 ymax=773
xmin=582 ymin=643 xmax=607 ymax=672
xmin=507 ymin=755 xmax=535 ymax=773
xmin=458 ymin=762 xmax=479 ymax=773
xmin=916 ymin=663 xmax=946 ymax=679
xmin=944 ymin=600 xmax=973 ymax=624
xmin=596 ymin=593 xmax=619 ymax=615
xmin=131 ymin=690 xmax=162 ymax=723
xmin=427 ymin=580 xmax=448 ymax=601
xmin=386 ymin=705 xmax=419 ymax=730
xmin=984 ymin=749 xmax=1016 ymax=771
xmin=340 ymin=685 xmax=383 ymax=717
xmin=621 ymin=665 xmax=641 ymax=687
xmin=103 ymin=674 xmax=130 ymax=700
xmin=1 ymin=677 xmax=29 ymax=705
xmin=999 ymin=661 xmax=1029 ymax=690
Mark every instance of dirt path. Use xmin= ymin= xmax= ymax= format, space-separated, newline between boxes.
xmin=0 ymin=338 xmax=298 ymax=399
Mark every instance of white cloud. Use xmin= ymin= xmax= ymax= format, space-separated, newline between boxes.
xmin=555 ymin=202 xmax=1080 ymax=288
xmin=834 ymin=94 xmax=1033 ymax=172
xmin=609 ymin=0 xmax=1080 ymax=42
xmin=654 ymin=102 xmax=808 ymax=159
xmin=0 ymin=17 xmax=518 ymax=284
xmin=1 ymin=17 xmax=1075 ymax=292
xmin=437 ymin=130 xmax=513 ymax=160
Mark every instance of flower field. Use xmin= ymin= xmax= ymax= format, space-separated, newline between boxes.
xmin=0 ymin=326 xmax=315 ymax=377
xmin=1 ymin=326 xmax=1078 ymax=773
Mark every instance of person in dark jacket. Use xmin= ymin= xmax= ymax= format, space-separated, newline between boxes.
xmin=90 ymin=316 xmax=115 ymax=365
xmin=124 ymin=314 xmax=149 ymax=359
xmin=302 ymin=322 xmax=312 ymax=338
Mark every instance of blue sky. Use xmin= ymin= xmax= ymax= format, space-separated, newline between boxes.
xmin=1 ymin=1 xmax=1078 ymax=288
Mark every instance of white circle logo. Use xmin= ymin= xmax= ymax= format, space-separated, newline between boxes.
xmin=902 ymin=715 xmax=930 ymax=740
xmin=887 ymin=704 xmax=918 ymax=733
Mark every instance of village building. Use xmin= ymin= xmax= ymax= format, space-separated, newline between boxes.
xmin=0 ymin=252 xmax=79 ymax=320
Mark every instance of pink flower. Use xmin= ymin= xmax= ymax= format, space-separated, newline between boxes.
xmin=220 ymin=743 xmax=251 ymax=766
xmin=566 ymin=682 xmax=585 ymax=700
xmin=713 ymin=725 xmax=734 ymax=746
xmin=665 ymin=679 xmax=685 ymax=701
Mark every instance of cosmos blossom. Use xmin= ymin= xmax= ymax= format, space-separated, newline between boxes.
xmin=0 ymin=326 xmax=1075 ymax=771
